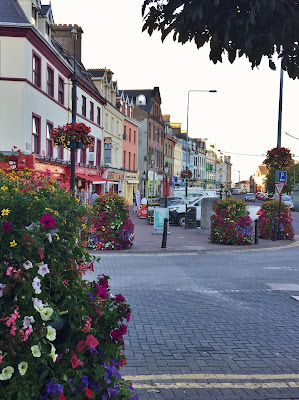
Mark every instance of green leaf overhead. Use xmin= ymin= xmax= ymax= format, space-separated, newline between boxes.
xmin=142 ymin=0 xmax=299 ymax=79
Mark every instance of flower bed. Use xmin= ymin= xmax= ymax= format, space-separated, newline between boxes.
xmin=210 ymin=198 xmax=254 ymax=245
xmin=0 ymin=169 xmax=137 ymax=399
xmin=87 ymin=193 xmax=134 ymax=251
xmin=258 ymin=200 xmax=294 ymax=240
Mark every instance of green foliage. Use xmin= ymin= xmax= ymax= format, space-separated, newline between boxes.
xmin=0 ymin=170 xmax=137 ymax=399
xmin=142 ymin=0 xmax=299 ymax=79
xmin=264 ymin=167 xmax=275 ymax=193
xmin=259 ymin=199 xmax=294 ymax=240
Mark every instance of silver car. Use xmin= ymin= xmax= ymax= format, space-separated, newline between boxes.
xmin=281 ymin=195 xmax=294 ymax=210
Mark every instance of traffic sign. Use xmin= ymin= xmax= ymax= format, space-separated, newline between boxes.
xmin=274 ymin=182 xmax=285 ymax=196
xmin=278 ymin=171 xmax=287 ymax=183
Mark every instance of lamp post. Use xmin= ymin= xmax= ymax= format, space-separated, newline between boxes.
xmin=238 ymin=170 xmax=240 ymax=189
xmin=184 ymin=89 xmax=217 ymax=229
xmin=70 ymin=28 xmax=78 ymax=196
xmin=142 ymin=170 xmax=147 ymax=198
xmin=164 ymin=162 xmax=169 ymax=208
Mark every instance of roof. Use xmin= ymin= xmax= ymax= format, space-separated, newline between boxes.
xmin=89 ymin=69 xmax=106 ymax=78
xmin=257 ymin=165 xmax=268 ymax=176
xmin=40 ymin=4 xmax=51 ymax=16
xmin=0 ymin=0 xmax=29 ymax=24
xmin=122 ymin=87 xmax=160 ymax=114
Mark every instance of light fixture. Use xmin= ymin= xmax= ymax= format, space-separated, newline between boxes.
xmin=164 ymin=162 xmax=170 ymax=176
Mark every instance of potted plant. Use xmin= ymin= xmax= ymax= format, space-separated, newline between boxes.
xmin=263 ymin=147 xmax=293 ymax=170
xmin=180 ymin=169 xmax=193 ymax=179
xmin=51 ymin=122 xmax=93 ymax=149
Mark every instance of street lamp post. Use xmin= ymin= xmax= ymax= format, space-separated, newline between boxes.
xmin=142 ymin=170 xmax=147 ymax=198
xmin=70 ymin=28 xmax=78 ymax=197
xmin=238 ymin=170 xmax=240 ymax=189
xmin=184 ymin=89 xmax=217 ymax=229
xmin=164 ymin=162 xmax=169 ymax=208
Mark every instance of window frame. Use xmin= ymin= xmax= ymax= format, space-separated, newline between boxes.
xmin=46 ymin=120 xmax=54 ymax=158
xmin=46 ymin=65 xmax=54 ymax=97
xmin=32 ymin=114 xmax=41 ymax=154
xmin=90 ymin=102 xmax=94 ymax=121
xmin=58 ymin=76 xmax=65 ymax=105
xmin=32 ymin=52 xmax=41 ymax=88
xmin=82 ymin=96 xmax=87 ymax=117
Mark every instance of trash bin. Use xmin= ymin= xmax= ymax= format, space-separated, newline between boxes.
xmin=187 ymin=207 xmax=197 ymax=229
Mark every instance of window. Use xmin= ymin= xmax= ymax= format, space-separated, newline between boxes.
xmin=80 ymin=148 xmax=87 ymax=164
xmin=32 ymin=116 xmax=40 ymax=154
xmin=123 ymin=151 xmax=126 ymax=169
xmin=116 ymin=121 xmax=119 ymax=136
xmin=82 ymin=96 xmax=86 ymax=117
xmin=32 ymin=54 xmax=41 ymax=87
xmin=148 ymin=123 xmax=151 ymax=141
xmin=96 ymin=139 xmax=101 ymax=166
xmin=58 ymin=77 xmax=64 ymax=105
xmin=105 ymin=113 xmax=108 ymax=131
xmin=89 ymin=137 xmax=95 ymax=166
xmin=129 ymin=128 xmax=131 ymax=142
xmin=58 ymin=145 xmax=64 ymax=160
xmin=97 ymin=107 xmax=101 ymax=125
xmin=46 ymin=122 xmax=53 ymax=157
xmin=111 ymin=117 xmax=114 ymax=133
xmin=90 ymin=102 xmax=94 ymax=121
xmin=133 ymin=153 xmax=136 ymax=171
xmin=128 ymin=152 xmax=131 ymax=171
xmin=134 ymin=130 xmax=136 ymax=144
xmin=47 ymin=66 xmax=54 ymax=97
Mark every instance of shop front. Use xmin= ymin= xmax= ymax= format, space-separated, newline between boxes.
xmin=75 ymin=166 xmax=111 ymax=204
xmin=123 ymin=172 xmax=139 ymax=205
xmin=106 ymin=171 xmax=124 ymax=194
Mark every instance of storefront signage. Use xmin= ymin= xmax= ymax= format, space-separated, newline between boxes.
xmin=126 ymin=174 xmax=138 ymax=180
xmin=108 ymin=172 xmax=124 ymax=181
xmin=35 ymin=162 xmax=65 ymax=175
xmin=104 ymin=137 xmax=112 ymax=148
xmin=76 ymin=166 xmax=99 ymax=176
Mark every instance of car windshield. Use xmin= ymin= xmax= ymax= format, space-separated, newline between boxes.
xmin=247 ymin=194 xmax=254 ymax=197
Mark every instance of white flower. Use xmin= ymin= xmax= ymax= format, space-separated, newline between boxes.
xmin=0 ymin=366 xmax=14 ymax=380
xmin=25 ymin=224 xmax=34 ymax=230
xmin=38 ymin=264 xmax=50 ymax=277
xmin=49 ymin=344 xmax=58 ymax=362
xmin=32 ymin=277 xmax=41 ymax=294
xmin=46 ymin=233 xmax=52 ymax=243
xmin=40 ymin=307 xmax=53 ymax=321
xmin=23 ymin=316 xmax=35 ymax=328
xmin=32 ymin=297 xmax=44 ymax=311
xmin=31 ymin=345 xmax=41 ymax=358
xmin=46 ymin=326 xmax=56 ymax=341
xmin=23 ymin=260 xmax=33 ymax=270
xmin=18 ymin=362 xmax=28 ymax=376
xmin=0 ymin=283 xmax=6 ymax=297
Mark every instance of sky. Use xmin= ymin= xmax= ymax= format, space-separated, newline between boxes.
xmin=50 ymin=0 xmax=299 ymax=184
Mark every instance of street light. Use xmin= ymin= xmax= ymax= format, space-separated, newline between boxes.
xmin=70 ymin=28 xmax=78 ymax=196
xmin=238 ymin=170 xmax=240 ymax=188
xmin=164 ymin=162 xmax=170 ymax=208
xmin=141 ymin=170 xmax=147 ymax=197
xmin=185 ymin=89 xmax=217 ymax=229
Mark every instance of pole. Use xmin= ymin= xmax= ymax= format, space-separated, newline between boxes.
xmin=70 ymin=32 xmax=77 ymax=196
xmin=277 ymin=63 xmax=284 ymax=148
xmin=254 ymin=219 xmax=259 ymax=244
xmin=185 ymin=91 xmax=190 ymax=229
xmin=164 ymin=175 xmax=168 ymax=208
xmin=161 ymin=218 xmax=168 ymax=248
xmin=277 ymin=195 xmax=282 ymax=240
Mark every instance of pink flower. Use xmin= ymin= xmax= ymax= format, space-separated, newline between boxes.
xmin=39 ymin=213 xmax=56 ymax=229
xmin=71 ymin=354 xmax=83 ymax=368
xmin=95 ymin=284 xmax=108 ymax=299
xmin=2 ymin=221 xmax=11 ymax=232
xmin=110 ymin=329 xmax=123 ymax=342
xmin=85 ymin=334 xmax=99 ymax=348
xmin=125 ymin=312 xmax=131 ymax=322
xmin=115 ymin=294 xmax=125 ymax=302
xmin=76 ymin=340 xmax=87 ymax=352
xmin=32 ymin=276 xmax=41 ymax=294
xmin=85 ymin=386 xmax=93 ymax=398
xmin=38 ymin=264 xmax=50 ymax=277
xmin=120 ymin=324 xmax=127 ymax=335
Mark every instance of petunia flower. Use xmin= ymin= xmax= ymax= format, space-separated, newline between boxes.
xmin=38 ymin=264 xmax=50 ymax=277
xmin=0 ymin=366 xmax=14 ymax=380
xmin=71 ymin=354 xmax=83 ymax=369
xmin=39 ymin=307 xmax=53 ymax=321
xmin=23 ymin=260 xmax=33 ymax=270
xmin=46 ymin=326 xmax=56 ymax=341
xmin=49 ymin=344 xmax=58 ymax=362
xmin=31 ymin=345 xmax=41 ymax=358
xmin=85 ymin=386 xmax=93 ymax=398
xmin=32 ymin=297 xmax=45 ymax=311
xmin=32 ymin=276 xmax=41 ymax=294
xmin=18 ymin=362 xmax=28 ymax=376
xmin=39 ymin=213 xmax=56 ymax=229
xmin=2 ymin=221 xmax=11 ymax=232
xmin=85 ymin=334 xmax=99 ymax=348
xmin=23 ymin=315 xmax=35 ymax=328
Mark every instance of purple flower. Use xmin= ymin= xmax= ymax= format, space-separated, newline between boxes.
xmin=2 ymin=221 xmax=11 ymax=232
xmin=39 ymin=213 xmax=56 ymax=229
xmin=82 ymin=375 xmax=89 ymax=386
xmin=45 ymin=381 xmax=64 ymax=394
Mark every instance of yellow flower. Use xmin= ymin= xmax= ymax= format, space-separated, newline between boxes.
xmin=0 ymin=366 xmax=14 ymax=380
xmin=40 ymin=307 xmax=53 ymax=321
xmin=63 ymin=219 xmax=67 ymax=224
xmin=81 ymin=224 xmax=86 ymax=229
xmin=18 ymin=362 xmax=28 ymax=376
xmin=1 ymin=186 xmax=8 ymax=191
xmin=102 ymin=226 xmax=106 ymax=232
xmin=34 ymin=196 xmax=39 ymax=200
xmin=49 ymin=344 xmax=58 ymax=363
xmin=46 ymin=326 xmax=56 ymax=341
xmin=31 ymin=345 xmax=41 ymax=358
xmin=53 ymin=211 xmax=59 ymax=216
xmin=75 ymin=199 xmax=80 ymax=203
xmin=10 ymin=240 xmax=17 ymax=247
xmin=1 ymin=208 xmax=10 ymax=216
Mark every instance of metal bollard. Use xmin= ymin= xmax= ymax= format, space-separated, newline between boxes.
xmin=254 ymin=218 xmax=259 ymax=244
xmin=161 ymin=218 xmax=168 ymax=248
xmin=272 ymin=217 xmax=278 ymax=241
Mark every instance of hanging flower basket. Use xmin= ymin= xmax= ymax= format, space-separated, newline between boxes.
xmin=263 ymin=147 xmax=293 ymax=170
xmin=180 ymin=169 xmax=193 ymax=179
xmin=51 ymin=122 xmax=93 ymax=149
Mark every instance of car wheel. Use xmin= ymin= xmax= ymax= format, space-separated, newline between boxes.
xmin=177 ymin=215 xmax=185 ymax=227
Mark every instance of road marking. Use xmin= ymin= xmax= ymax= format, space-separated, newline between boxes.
xmin=124 ymin=374 xmax=299 ymax=390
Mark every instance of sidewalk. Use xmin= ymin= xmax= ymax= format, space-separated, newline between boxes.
xmin=96 ymin=208 xmax=299 ymax=254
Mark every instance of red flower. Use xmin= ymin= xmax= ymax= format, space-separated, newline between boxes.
xmin=71 ymin=354 xmax=83 ymax=368
xmin=110 ymin=328 xmax=123 ymax=342
xmin=2 ymin=221 xmax=11 ymax=232
xmin=85 ymin=386 xmax=93 ymax=398
xmin=59 ymin=394 xmax=67 ymax=400
xmin=95 ymin=284 xmax=108 ymax=299
xmin=39 ymin=213 xmax=56 ymax=229
xmin=85 ymin=334 xmax=99 ymax=348
xmin=76 ymin=340 xmax=87 ymax=352
xmin=115 ymin=294 xmax=125 ymax=303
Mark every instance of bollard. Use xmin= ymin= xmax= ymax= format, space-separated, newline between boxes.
xmin=254 ymin=218 xmax=259 ymax=244
xmin=161 ymin=218 xmax=168 ymax=248
xmin=272 ymin=217 xmax=278 ymax=241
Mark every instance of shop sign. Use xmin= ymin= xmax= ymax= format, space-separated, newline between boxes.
xmin=108 ymin=172 xmax=124 ymax=181
xmin=76 ymin=166 xmax=99 ymax=176
xmin=88 ymin=152 xmax=95 ymax=161
xmin=104 ymin=137 xmax=112 ymax=148
xmin=35 ymin=162 xmax=65 ymax=175
xmin=126 ymin=174 xmax=138 ymax=180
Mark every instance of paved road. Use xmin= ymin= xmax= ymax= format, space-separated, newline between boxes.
xmin=86 ymin=245 xmax=299 ymax=399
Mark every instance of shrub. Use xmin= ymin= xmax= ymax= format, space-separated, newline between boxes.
xmin=0 ymin=169 xmax=137 ymax=399
xmin=259 ymin=200 xmax=294 ymax=240
xmin=87 ymin=193 xmax=134 ymax=251
xmin=210 ymin=198 xmax=254 ymax=245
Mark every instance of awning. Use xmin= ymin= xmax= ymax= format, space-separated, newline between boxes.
xmin=127 ymin=179 xmax=139 ymax=184
xmin=76 ymin=173 xmax=110 ymax=184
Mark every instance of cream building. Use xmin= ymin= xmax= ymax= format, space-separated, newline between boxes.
xmin=173 ymin=141 xmax=183 ymax=178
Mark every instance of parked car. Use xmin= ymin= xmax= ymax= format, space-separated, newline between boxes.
xmin=158 ymin=196 xmax=186 ymax=207
xmin=245 ymin=193 xmax=255 ymax=202
xmin=281 ymin=195 xmax=294 ymax=210
xmin=169 ymin=197 xmax=203 ymax=227
xmin=263 ymin=193 xmax=274 ymax=202
xmin=232 ymin=188 xmax=239 ymax=195
xmin=257 ymin=193 xmax=265 ymax=200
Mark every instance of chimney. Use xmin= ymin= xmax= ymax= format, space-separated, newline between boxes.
xmin=52 ymin=24 xmax=83 ymax=63
xmin=162 ymin=114 xmax=170 ymax=123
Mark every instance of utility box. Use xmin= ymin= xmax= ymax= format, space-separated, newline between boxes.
xmin=187 ymin=207 xmax=197 ymax=229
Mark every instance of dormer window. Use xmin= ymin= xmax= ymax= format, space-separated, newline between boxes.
xmin=137 ymin=94 xmax=146 ymax=105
